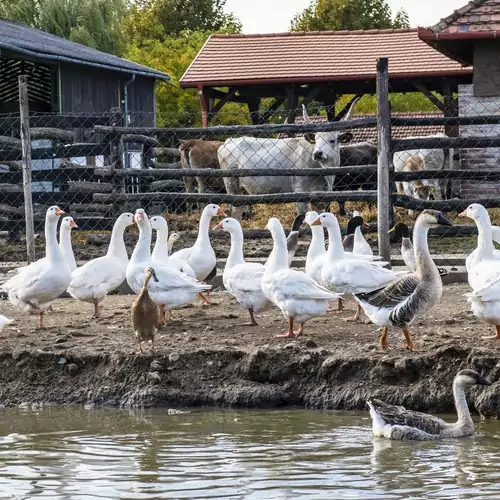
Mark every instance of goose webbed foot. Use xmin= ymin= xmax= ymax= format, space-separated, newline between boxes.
xmin=91 ymin=299 xmax=101 ymax=319
xmin=276 ymin=317 xmax=295 ymax=338
xmin=403 ymin=327 xmax=417 ymax=351
xmin=345 ymin=304 xmax=362 ymax=323
xmin=378 ymin=326 xmax=391 ymax=349
xmin=482 ymin=325 xmax=500 ymax=340
xmin=247 ymin=309 xmax=258 ymax=326
xmin=198 ymin=292 xmax=210 ymax=306
xmin=295 ymin=323 xmax=304 ymax=337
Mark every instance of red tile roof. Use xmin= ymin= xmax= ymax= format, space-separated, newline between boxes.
xmin=180 ymin=29 xmax=471 ymax=88
xmin=292 ymin=112 xmax=445 ymax=143
xmin=429 ymin=0 xmax=500 ymax=33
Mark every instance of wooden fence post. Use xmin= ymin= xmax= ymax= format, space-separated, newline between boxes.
xmin=376 ymin=58 xmax=392 ymax=266
xmin=18 ymin=75 xmax=36 ymax=263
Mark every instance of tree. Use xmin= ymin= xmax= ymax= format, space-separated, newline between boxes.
xmin=125 ymin=30 xmax=247 ymax=127
xmin=0 ymin=0 xmax=128 ymax=55
xmin=290 ymin=0 xmax=409 ymax=32
xmin=123 ymin=0 xmax=241 ymax=46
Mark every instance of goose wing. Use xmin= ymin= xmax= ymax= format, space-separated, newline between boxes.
xmin=356 ymin=274 xmax=419 ymax=308
xmin=226 ymin=263 xmax=264 ymax=293
xmin=272 ymin=269 xmax=340 ymax=300
xmin=369 ymin=399 xmax=447 ymax=435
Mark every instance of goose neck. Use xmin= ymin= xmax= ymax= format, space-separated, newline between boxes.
xmin=152 ymin=226 xmax=169 ymax=262
xmin=107 ymin=222 xmax=129 ymax=261
xmin=59 ymin=226 xmax=72 ymax=254
xmin=413 ymin=219 xmax=436 ymax=278
xmin=195 ymin=210 xmax=212 ymax=246
xmin=266 ymin=227 xmax=289 ymax=273
xmin=325 ymin=222 xmax=344 ymax=260
xmin=131 ymin=222 xmax=153 ymax=263
xmin=475 ymin=214 xmax=495 ymax=257
xmin=44 ymin=217 xmax=60 ymax=261
xmin=308 ymin=226 xmax=326 ymax=259
xmin=452 ymin=380 xmax=474 ymax=430
xmin=226 ymin=228 xmax=245 ymax=270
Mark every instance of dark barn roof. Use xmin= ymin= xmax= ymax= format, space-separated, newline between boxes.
xmin=0 ymin=18 xmax=170 ymax=81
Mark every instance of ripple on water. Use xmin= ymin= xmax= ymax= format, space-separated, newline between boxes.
xmin=0 ymin=408 xmax=498 ymax=499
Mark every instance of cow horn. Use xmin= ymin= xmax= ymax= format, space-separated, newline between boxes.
xmin=302 ymin=104 xmax=311 ymax=124
xmin=343 ymin=97 xmax=360 ymax=121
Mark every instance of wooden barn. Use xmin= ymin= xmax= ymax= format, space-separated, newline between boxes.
xmin=0 ymin=18 xmax=170 ymax=126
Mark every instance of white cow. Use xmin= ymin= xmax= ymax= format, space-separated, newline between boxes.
xmin=217 ymin=102 xmax=358 ymax=220
xmin=394 ymin=134 xmax=450 ymax=210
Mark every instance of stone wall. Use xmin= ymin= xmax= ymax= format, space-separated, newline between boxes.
xmin=459 ymin=83 xmax=500 ymax=198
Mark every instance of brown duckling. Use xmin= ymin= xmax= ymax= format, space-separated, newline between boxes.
xmin=131 ymin=267 xmax=159 ymax=354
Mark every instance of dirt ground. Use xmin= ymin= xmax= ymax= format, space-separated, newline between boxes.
xmin=0 ymin=283 xmax=498 ymax=355
xmin=0 ymin=283 xmax=499 ymax=414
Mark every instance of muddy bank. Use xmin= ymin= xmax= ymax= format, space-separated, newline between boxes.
xmin=0 ymin=284 xmax=499 ymax=415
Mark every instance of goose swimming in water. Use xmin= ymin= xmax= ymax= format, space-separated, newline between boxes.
xmin=367 ymin=369 xmax=490 ymax=440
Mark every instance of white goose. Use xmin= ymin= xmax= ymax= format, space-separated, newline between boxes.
xmin=461 ymin=203 xmax=500 ymax=272
xmin=169 ymin=204 xmax=225 ymax=302
xmin=388 ymin=223 xmax=416 ymax=272
xmin=215 ymin=218 xmax=272 ymax=325
xmin=126 ymin=209 xmax=211 ymax=323
xmin=304 ymin=211 xmax=327 ymax=283
xmin=261 ymin=218 xmax=341 ymax=338
xmin=1 ymin=206 xmax=70 ymax=328
xmin=314 ymin=212 xmax=399 ymax=322
xmin=150 ymin=215 xmax=195 ymax=278
xmin=67 ymin=212 xmax=134 ymax=318
xmin=461 ymin=204 xmax=500 ymax=340
xmin=342 ymin=215 xmax=372 ymax=256
xmin=12 ymin=215 xmax=78 ymax=276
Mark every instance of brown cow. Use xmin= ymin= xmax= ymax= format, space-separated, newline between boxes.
xmin=179 ymin=139 xmax=226 ymax=211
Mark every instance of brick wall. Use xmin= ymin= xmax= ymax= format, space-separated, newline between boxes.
xmin=459 ymin=83 xmax=500 ymax=197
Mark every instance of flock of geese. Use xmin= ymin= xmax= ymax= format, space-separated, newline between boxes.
xmin=0 ymin=202 xmax=498 ymax=441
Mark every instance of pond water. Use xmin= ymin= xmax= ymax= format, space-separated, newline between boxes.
xmin=0 ymin=407 xmax=499 ymax=499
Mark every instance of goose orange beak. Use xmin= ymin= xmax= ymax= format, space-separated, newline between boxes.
xmin=213 ymin=222 xmax=223 ymax=230
xmin=217 ymin=207 xmax=226 ymax=217
xmin=55 ymin=207 xmax=65 ymax=216
xmin=458 ymin=210 xmax=467 ymax=217
xmin=69 ymin=220 xmax=78 ymax=228
xmin=311 ymin=217 xmax=321 ymax=226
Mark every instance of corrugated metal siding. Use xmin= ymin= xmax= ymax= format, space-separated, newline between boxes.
xmin=60 ymin=64 xmax=120 ymax=114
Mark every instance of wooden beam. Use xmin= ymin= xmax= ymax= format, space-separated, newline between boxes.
xmin=207 ymin=88 xmax=248 ymax=104
xmin=209 ymin=87 xmax=238 ymax=118
xmin=301 ymin=85 xmax=325 ymax=107
xmin=285 ymin=86 xmax=299 ymax=124
xmin=198 ymin=87 xmax=210 ymax=128
xmin=247 ymin=97 xmax=262 ymax=125
xmin=412 ymin=81 xmax=446 ymax=111
xmin=376 ymin=58 xmax=392 ymax=265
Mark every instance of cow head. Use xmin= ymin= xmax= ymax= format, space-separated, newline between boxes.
xmin=302 ymin=99 xmax=358 ymax=165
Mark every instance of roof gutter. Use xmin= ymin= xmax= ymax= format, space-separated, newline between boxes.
xmin=180 ymin=69 xmax=473 ymax=89
xmin=418 ymin=27 xmax=500 ymax=41
xmin=0 ymin=41 xmax=171 ymax=82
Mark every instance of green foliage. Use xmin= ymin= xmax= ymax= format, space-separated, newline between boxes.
xmin=0 ymin=0 xmax=128 ymax=55
xmin=123 ymin=0 xmax=241 ymax=46
xmin=290 ymin=0 xmax=409 ymax=31
xmin=124 ymin=30 xmax=248 ymax=127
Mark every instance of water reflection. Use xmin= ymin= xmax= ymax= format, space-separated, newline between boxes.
xmin=0 ymin=407 xmax=498 ymax=498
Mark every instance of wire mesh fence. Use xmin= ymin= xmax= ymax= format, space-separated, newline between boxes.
xmin=3 ymin=82 xmax=500 ymax=271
